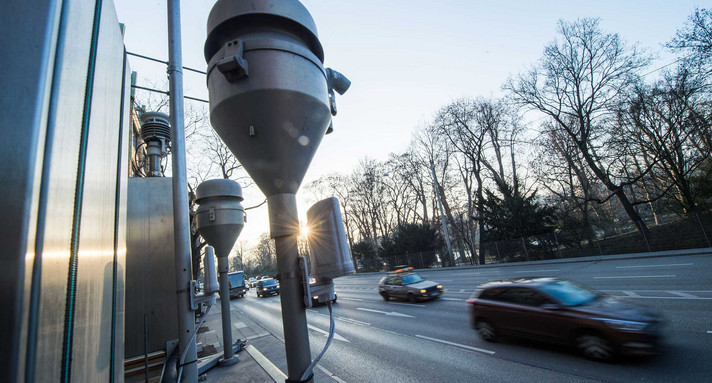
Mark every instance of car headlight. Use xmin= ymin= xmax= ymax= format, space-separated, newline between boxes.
xmin=436 ymin=285 xmax=443 ymax=289
xmin=420 ymin=289 xmax=427 ymax=293
xmin=597 ymin=318 xmax=648 ymax=332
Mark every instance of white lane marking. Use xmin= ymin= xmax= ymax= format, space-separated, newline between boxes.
xmin=316 ymin=365 xmax=347 ymax=383
xmin=616 ymin=263 xmax=693 ymax=269
xmin=707 ymin=331 xmax=712 ymax=334
xmin=452 ymin=272 xmax=482 ymax=275
xmin=307 ymin=324 xmax=350 ymax=342
xmin=387 ymin=301 xmax=426 ymax=308
xmin=594 ymin=275 xmax=676 ymax=279
xmin=667 ymin=291 xmax=698 ymax=298
xmin=441 ymin=297 xmax=464 ymax=301
xmin=246 ymin=332 xmax=271 ymax=340
xmin=514 ymin=269 xmax=558 ymax=273
xmin=621 ymin=291 xmax=641 ymax=297
xmin=415 ymin=335 xmax=495 ymax=355
xmin=338 ymin=297 xmax=365 ymax=302
xmin=357 ymin=307 xmax=414 ymax=318
xmin=459 ymin=289 xmax=466 ymax=293
xmin=337 ymin=317 xmax=371 ymax=326
xmin=611 ymin=296 xmax=712 ymax=300
xmin=245 ymin=345 xmax=287 ymax=381
xmin=601 ymin=290 xmax=712 ymax=293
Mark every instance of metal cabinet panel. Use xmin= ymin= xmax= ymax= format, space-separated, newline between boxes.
xmin=0 ymin=1 xmax=61 ymax=381
xmin=112 ymin=53 xmax=131 ymax=383
xmin=2 ymin=0 xmax=129 ymax=381
xmin=34 ymin=0 xmax=98 ymax=380
xmin=125 ymin=177 xmax=180 ymax=358
xmin=70 ymin=0 xmax=127 ymax=380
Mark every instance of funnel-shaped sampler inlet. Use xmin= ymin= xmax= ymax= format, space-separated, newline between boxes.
xmin=195 ymin=179 xmax=245 ymax=258
xmin=204 ymin=0 xmax=331 ymax=196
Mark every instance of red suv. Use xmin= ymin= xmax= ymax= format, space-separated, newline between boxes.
xmin=467 ymin=277 xmax=663 ymax=361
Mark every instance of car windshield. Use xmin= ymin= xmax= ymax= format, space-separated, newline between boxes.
xmin=262 ymin=279 xmax=277 ymax=287
xmin=539 ymin=280 xmax=599 ymax=306
xmin=228 ymin=273 xmax=243 ymax=287
xmin=401 ymin=273 xmax=425 ymax=285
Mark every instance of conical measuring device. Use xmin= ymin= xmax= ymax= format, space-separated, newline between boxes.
xmin=194 ymin=179 xmax=245 ymax=367
xmin=204 ymin=0 xmax=332 ymax=197
xmin=195 ymin=179 xmax=245 ymax=258
xmin=204 ymin=1 xmax=349 ymax=381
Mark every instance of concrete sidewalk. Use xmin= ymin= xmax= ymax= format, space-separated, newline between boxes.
xmin=195 ymin=300 xmax=280 ymax=382
xmin=195 ymin=297 xmax=335 ymax=382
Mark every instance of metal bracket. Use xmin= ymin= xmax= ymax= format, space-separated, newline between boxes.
xmin=190 ymin=280 xmax=217 ymax=311
xmin=216 ymin=40 xmax=249 ymax=82
xmin=298 ymin=256 xmax=335 ymax=308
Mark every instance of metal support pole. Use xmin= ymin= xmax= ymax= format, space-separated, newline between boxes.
xmin=695 ymin=211 xmax=711 ymax=247
xmin=521 ymin=237 xmax=530 ymax=261
xmin=637 ymin=221 xmax=651 ymax=252
xmin=167 ymin=0 xmax=197 ymax=381
xmin=268 ymin=194 xmax=312 ymax=382
xmin=429 ymin=161 xmax=454 ymax=267
xmin=217 ymin=254 xmax=238 ymax=366
xmin=553 ymin=231 xmax=563 ymax=258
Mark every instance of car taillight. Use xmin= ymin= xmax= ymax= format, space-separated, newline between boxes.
xmin=465 ymin=299 xmax=476 ymax=305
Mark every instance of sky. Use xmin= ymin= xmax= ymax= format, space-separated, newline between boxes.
xmin=114 ymin=0 xmax=703 ymax=248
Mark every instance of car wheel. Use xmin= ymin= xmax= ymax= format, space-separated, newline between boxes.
xmin=577 ymin=333 xmax=614 ymax=361
xmin=381 ymin=292 xmax=390 ymax=301
xmin=475 ymin=319 xmax=497 ymax=342
xmin=408 ymin=293 xmax=417 ymax=303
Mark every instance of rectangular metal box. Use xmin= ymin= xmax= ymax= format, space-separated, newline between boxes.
xmin=125 ymin=177 xmax=180 ymax=358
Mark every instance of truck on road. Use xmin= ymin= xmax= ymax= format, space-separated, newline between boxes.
xmin=228 ymin=271 xmax=248 ymax=298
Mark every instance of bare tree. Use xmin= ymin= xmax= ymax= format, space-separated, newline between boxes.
xmin=618 ymin=69 xmax=712 ymax=215
xmin=506 ymin=18 xmax=654 ymax=239
xmin=384 ymin=152 xmax=421 ymax=225
xmin=424 ymin=103 xmax=481 ymax=264
xmin=667 ymin=8 xmax=712 ymax=77
xmin=532 ymin=121 xmax=609 ymax=242
xmin=349 ymin=158 xmax=392 ymax=246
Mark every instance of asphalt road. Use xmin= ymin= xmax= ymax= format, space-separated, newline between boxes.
xmin=232 ymin=253 xmax=712 ymax=382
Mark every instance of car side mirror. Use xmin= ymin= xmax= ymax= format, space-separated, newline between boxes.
xmin=541 ymin=303 xmax=561 ymax=310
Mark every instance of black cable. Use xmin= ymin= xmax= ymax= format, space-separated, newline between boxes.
xmin=126 ymin=51 xmax=207 ymax=75
xmin=131 ymin=84 xmax=209 ymax=104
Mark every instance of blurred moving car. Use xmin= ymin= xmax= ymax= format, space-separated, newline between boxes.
xmin=466 ymin=277 xmax=663 ymax=361
xmin=311 ymin=294 xmax=337 ymax=306
xmin=247 ymin=277 xmax=257 ymax=288
xmin=228 ymin=271 xmax=247 ymax=299
xmin=255 ymin=278 xmax=280 ymax=298
xmin=378 ymin=267 xmax=444 ymax=302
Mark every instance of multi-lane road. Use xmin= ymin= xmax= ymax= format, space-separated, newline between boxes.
xmin=232 ymin=253 xmax=712 ymax=382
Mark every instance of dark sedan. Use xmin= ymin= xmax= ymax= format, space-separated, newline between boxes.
xmin=255 ymin=278 xmax=280 ymax=298
xmin=466 ymin=277 xmax=663 ymax=361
